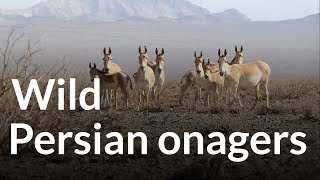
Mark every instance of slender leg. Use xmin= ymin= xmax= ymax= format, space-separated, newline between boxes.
xmin=179 ymin=83 xmax=190 ymax=105
xmin=237 ymin=88 xmax=243 ymax=107
xmin=206 ymin=90 xmax=210 ymax=108
xmin=114 ymin=89 xmax=118 ymax=110
xmin=199 ymin=88 xmax=203 ymax=104
xmin=251 ymin=84 xmax=260 ymax=110
xmin=100 ymin=89 xmax=105 ymax=108
xmin=157 ymin=84 xmax=163 ymax=106
xmin=137 ymin=91 xmax=142 ymax=111
xmin=145 ymin=89 xmax=150 ymax=108
xmin=264 ymin=82 xmax=270 ymax=108
xmin=215 ymin=85 xmax=220 ymax=106
xmin=229 ymin=84 xmax=238 ymax=107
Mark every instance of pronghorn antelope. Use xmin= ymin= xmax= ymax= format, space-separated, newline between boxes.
xmin=230 ymin=45 xmax=244 ymax=65
xmin=217 ymin=49 xmax=271 ymax=109
xmin=148 ymin=48 xmax=165 ymax=105
xmin=203 ymin=59 xmax=224 ymax=107
xmin=134 ymin=46 xmax=156 ymax=111
xmin=179 ymin=51 xmax=207 ymax=106
xmin=89 ymin=63 xmax=132 ymax=109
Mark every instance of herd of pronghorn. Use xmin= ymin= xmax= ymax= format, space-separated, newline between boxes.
xmin=89 ymin=45 xmax=270 ymax=111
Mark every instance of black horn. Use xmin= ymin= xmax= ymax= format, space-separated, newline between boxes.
xmin=240 ymin=45 xmax=243 ymax=52
xmin=139 ymin=46 xmax=142 ymax=53
xmin=144 ymin=46 xmax=147 ymax=53
xmin=155 ymin=48 xmax=159 ymax=55
xmin=235 ymin=46 xmax=238 ymax=52
xmin=109 ymin=47 xmax=112 ymax=54
xmin=218 ymin=49 xmax=221 ymax=57
xmin=224 ymin=49 xmax=227 ymax=56
xmin=161 ymin=48 xmax=164 ymax=55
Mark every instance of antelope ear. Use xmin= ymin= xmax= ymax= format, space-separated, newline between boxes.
xmin=218 ymin=49 xmax=221 ymax=57
xmin=155 ymin=48 xmax=158 ymax=55
xmin=139 ymin=46 xmax=142 ymax=54
xmin=240 ymin=45 xmax=243 ymax=52
xmin=161 ymin=48 xmax=164 ymax=55
xmin=94 ymin=63 xmax=97 ymax=68
xmin=194 ymin=51 xmax=197 ymax=58
xmin=200 ymin=51 xmax=203 ymax=58
xmin=144 ymin=46 xmax=147 ymax=53
xmin=103 ymin=47 xmax=106 ymax=55
xmin=235 ymin=46 xmax=238 ymax=52
xmin=89 ymin=63 xmax=92 ymax=68
xmin=109 ymin=47 xmax=112 ymax=54
xmin=224 ymin=49 xmax=227 ymax=56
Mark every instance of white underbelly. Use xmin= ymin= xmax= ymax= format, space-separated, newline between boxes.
xmin=239 ymin=75 xmax=261 ymax=89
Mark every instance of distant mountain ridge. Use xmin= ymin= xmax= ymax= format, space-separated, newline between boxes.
xmin=0 ymin=0 xmax=318 ymax=25
xmin=0 ymin=0 xmax=252 ymax=23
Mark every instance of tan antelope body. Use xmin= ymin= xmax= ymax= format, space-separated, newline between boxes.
xmin=148 ymin=48 xmax=165 ymax=105
xmin=102 ymin=47 xmax=123 ymax=105
xmin=89 ymin=63 xmax=132 ymax=109
xmin=203 ymin=60 xmax=225 ymax=107
xmin=218 ymin=49 xmax=271 ymax=109
xmin=134 ymin=46 xmax=156 ymax=111
xmin=179 ymin=51 xmax=207 ymax=107
xmin=179 ymin=70 xmax=198 ymax=105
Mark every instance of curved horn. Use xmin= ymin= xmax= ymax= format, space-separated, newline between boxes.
xmin=109 ymin=47 xmax=112 ymax=54
xmin=144 ymin=46 xmax=147 ymax=53
xmin=218 ymin=49 xmax=221 ymax=57
xmin=161 ymin=48 xmax=164 ymax=55
xmin=235 ymin=46 xmax=238 ymax=52
xmin=194 ymin=51 xmax=197 ymax=58
xmin=240 ymin=45 xmax=243 ymax=52
xmin=224 ymin=49 xmax=227 ymax=56
xmin=94 ymin=63 xmax=97 ymax=68
xmin=89 ymin=63 xmax=92 ymax=68
xmin=139 ymin=46 xmax=142 ymax=54
xmin=103 ymin=47 xmax=106 ymax=55
xmin=200 ymin=51 xmax=203 ymax=58
xmin=155 ymin=48 xmax=158 ymax=55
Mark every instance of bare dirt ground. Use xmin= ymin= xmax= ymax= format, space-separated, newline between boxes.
xmin=0 ymin=79 xmax=319 ymax=180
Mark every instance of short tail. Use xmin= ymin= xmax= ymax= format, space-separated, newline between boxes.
xmin=127 ymin=75 xmax=133 ymax=90
xmin=180 ymin=72 xmax=188 ymax=84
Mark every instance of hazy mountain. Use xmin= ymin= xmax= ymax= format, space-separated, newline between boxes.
xmin=215 ymin=8 xmax=250 ymax=22
xmin=297 ymin=13 xmax=319 ymax=23
xmin=1 ymin=0 xmax=210 ymax=20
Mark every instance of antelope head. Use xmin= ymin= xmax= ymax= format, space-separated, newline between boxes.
xmin=194 ymin=51 xmax=204 ymax=75
xmin=155 ymin=48 xmax=165 ymax=73
xmin=138 ymin=46 xmax=148 ymax=70
xmin=232 ymin=45 xmax=244 ymax=65
xmin=102 ymin=47 xmax=112 ymax=73
xmin=203 ymin=59 xmax=211 ymax=80
xmin=89 ymin=62 xmax=98 ymax=82
xmin=217 ymin=49 xmax=228 ymax=77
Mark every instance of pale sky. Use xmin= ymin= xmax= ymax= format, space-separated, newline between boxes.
xmin=0 ymin=0 xmax=319 ymax=21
